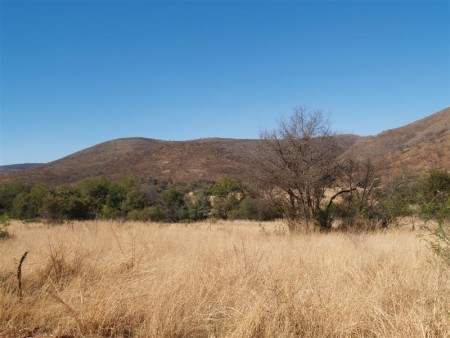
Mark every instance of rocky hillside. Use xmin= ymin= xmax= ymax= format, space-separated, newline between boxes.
xmin=343 ymin=107 xmax=450 ymax=176
xmin=0 ymin=163 xmax=43 ymax=173
xmin=0 ymin=108 xmax=448 ymax=185
xmin=0 ymin=138 xmax=259 ymax=185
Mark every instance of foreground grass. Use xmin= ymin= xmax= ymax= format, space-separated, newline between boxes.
xmin=0 ymin=220 xmax=449 ymax=337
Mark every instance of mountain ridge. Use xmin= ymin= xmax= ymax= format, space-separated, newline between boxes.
xmin=342 ymin=107 xmax=450 ymax=175
xmin=1 ymin=108 xmax=448 ymax=185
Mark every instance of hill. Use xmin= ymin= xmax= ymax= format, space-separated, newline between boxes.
xmin=343 ymin=107 xmax=450 ymax=176
xmin=0 ymin=138 xmax=258 ymax=185
xmin=0 ymin=163 xmax=43 ymax=173
xmin=0 ymin=108 xmax=448 ymax=185
xmin=0 ymin=135 xmax=359 ymax=185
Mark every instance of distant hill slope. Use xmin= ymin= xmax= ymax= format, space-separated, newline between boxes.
xmin=0 ymin=163 xmax=43 ymax=173
xmin=0 ymin=136 xmax=359 ymax=185
xmin=0 ymin=108 xmax=448 ymax=185
xmin=0 ymin=138 xmax=260 ymax=185
xmin=343 ymin=107 xmax=450 ymax=175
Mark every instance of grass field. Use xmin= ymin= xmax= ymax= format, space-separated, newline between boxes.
xmin=0 ymin=220 xmax=449 ymax=337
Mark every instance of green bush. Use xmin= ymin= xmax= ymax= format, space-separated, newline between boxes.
xmin=427 ymin=212 xmax=450 ymax=266
xmin=0 ymin=184 xmax=27 ymax=215
xmin=160 ymin=189 xmax=188 ymax=222
xmin=211 ymin=177 xmax=242 ymax=197
xmin=332 ymin=179 xmax=414 ymax=231
xmin=0 ymin=175 xmax=288 ymax=223
xmin=41 ymin=194 xmax=65 ymax=224
xmin=420 ymin=170 xmax=450 ymax=265
xmin=127 ymin=207 xmax=164 ymax=221
xmin=210 ymin=178 xmax=243 ymax=219
xmin=187 ymin=192 xmax=211 ymax=221
xmin=237 ymin=196 xmax=281 ymax=221
xmin=419 ymin=170 xmax=450 ymax=220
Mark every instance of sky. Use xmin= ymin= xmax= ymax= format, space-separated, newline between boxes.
xmin=0 ymin=0 xmax=449 ymax=165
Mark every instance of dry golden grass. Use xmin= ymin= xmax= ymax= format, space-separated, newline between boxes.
xmin=0 ymin=220 xmax=449 ymax=337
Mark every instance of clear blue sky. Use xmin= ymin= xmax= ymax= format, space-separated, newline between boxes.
xmin=0 ymin=0 xmax=449 ymax=165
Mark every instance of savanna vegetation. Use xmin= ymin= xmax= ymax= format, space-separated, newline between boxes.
xmin=0 ymin=169 xmax=447 ymax=231
xmin=0 ymin=108 xmax=447 ymax=234
xmin=0 ymin=175 xmax=281 ymax=226
xmin=0 ymin=108 xmax=449 ymax=337
xmin=1 ymin=220 xmax=450 ymax=337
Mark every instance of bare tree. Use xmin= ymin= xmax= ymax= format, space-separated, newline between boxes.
xmin=253 ymin=107 xmax=352 ymax=232
xmin=334 ymin=158 xmax=380 ymax=230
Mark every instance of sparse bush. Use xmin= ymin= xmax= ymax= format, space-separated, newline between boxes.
xmin=332 ymin=170 xmax=415 ymax=231
xmin=427 ymin=213 xmax=450 ymax=266
xmin=419 ymin=170 xmax=450 ymax=220
xmin=127 ymin=207 xmax=164 ymax=221
xmin=372 ymin=189 xmax=413 ymax=228
xmin=0 ymin=214 xmax=11 ymax=239
xmin=237 ymin=196 xmax=281 ymax=221
xmin=420 ymin=170 xmax=450 ymax=265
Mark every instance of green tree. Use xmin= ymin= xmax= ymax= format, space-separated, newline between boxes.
xmin=77 ymin=176 xmax=111 ymax=217
xmin=56 ymin=185 xmax=92 ymax=220
xmin=161 ymin=189 xmax=188 ymax=222
xmin=0 ymin=183 xmax=27 ymax=215
xmin=41 ymin=193 xmax=65 ymax=224
xmin=211 ymin=177 xmax=243 ymax=219
xmin=10 ymin=184 xmax=51 ymax=220
xmin=121 ymin=189 xmax=147 ymax=214
xmin=187 ymin=191 xmax=211 ymax=221
xmin=27 ymin=183 xmax=51 ymax=217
